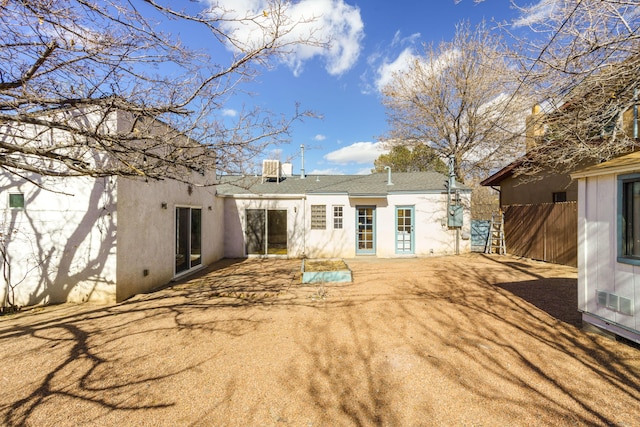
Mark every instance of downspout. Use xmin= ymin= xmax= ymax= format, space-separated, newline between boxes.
xmin=302 ymin=195 xmax=307 ymax=258
xmin=0 ymin=208 xmax=10 ymax=310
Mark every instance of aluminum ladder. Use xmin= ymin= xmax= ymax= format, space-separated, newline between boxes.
xmin=485 ymin=212 xmax=506 ymax=255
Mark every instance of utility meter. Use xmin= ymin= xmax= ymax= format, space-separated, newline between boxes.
xmin=448 ymin=204 xmax=463 ymax=227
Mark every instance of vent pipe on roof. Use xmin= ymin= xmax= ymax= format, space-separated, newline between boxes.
xmin=384 ymin=166 xmax=393 ymax=185
xmin=300 ymin=144 xmax=306 ymax=179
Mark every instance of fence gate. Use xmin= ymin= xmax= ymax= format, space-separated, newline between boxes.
xmin=470 ymin=220 xmax=491 ymax=253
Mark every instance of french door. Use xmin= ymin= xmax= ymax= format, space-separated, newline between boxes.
xmin=396 ymin=206 xmax=414 ymax=254
xmin=356 ymin=206 xmax=376 ymax=255
xmin=175 ymin=207 xmax=202 ymax=274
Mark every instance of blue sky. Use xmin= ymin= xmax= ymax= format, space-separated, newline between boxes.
xmin=196 ymin=0 xmax=532 ymax=175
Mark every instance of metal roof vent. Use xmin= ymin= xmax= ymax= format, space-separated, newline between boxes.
xmin=384 ymin=166 xmax=393 ymax=185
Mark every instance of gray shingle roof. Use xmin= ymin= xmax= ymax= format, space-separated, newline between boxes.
xmin=217 ymin=172 xmax=470 ymax=196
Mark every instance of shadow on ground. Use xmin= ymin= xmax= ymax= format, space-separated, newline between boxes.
xmin=0 ymin=255 xmax=638 ymax=426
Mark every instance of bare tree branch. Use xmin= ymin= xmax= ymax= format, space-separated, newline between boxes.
xmin=380 ymin=21 xmax=529 ymax=182
xmin=504 ymin=0 xmax=640 ymax=175
xmin=0 ymin=0 xmax=319 ymax=183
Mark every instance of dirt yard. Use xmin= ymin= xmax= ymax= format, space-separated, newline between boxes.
xmin=0 ymin=254 xmax=638 ymax=426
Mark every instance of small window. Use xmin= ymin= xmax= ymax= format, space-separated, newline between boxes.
xmin=9 ymin=193 xmax=24 ymax=209
xmin=311 ymin=205 xmax=326 ymax=230
xmin=553 ymin=192 xmax=567 ymax=203
xmin=333 ymin=206 xmax=343 ymax=229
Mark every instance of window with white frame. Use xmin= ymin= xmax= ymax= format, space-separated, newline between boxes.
xmin=333 ymin=205 xmax=343 ymax=229
xmin=311 ymin=205 xmax=326 ymax=229
xmin=9 ymin=193 xmax=24 ymax=209
xmin=620 ymin=174 xmax=640 ymax=261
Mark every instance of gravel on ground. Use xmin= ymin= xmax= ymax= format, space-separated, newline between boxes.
xmin=0 ymin=254 xmax=638 ymax=426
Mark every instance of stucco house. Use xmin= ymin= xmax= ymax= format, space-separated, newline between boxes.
xmin=2 ymin=157 xmax=471 ymax=307
xmin=2 ymin=101 xmax=472 ymax=307
xmin=481 ymin=105 xmax=583 ymax=206
xmin=483 ymin=102 xmax=639 ymax=207
xmin=480 ymin=160 xmax=579 ymax=206
xmin=572 ymin=151 xmax=640 ymax=344
xmin=1 ymin=106 xmax=224 ymax=307
xmin=218 ymin=167 xmax=471 ymax=259
xmin=481 ymin=102 xmax=638 ymax=266
xmin=1 ymin=173 xmax=224 ymax=306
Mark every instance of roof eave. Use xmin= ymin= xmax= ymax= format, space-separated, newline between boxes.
xmin=480 ymin=159 xmax=523 ymax=186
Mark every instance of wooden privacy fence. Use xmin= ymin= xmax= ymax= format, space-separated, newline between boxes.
xmin=503 ymin=202 xmax=577 ymax=267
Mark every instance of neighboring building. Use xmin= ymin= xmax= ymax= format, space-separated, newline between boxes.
xmin=481 ymin=102 xmax=638 ymax=266
xmin=572 ymin=151 xmax=640 ymax=344
xmin=482 ymin=102 xmax=639 ymax=207
xmin=480 ymin=161 xmax=578 ymax=206
xmin=218 ymin=167 xmax=471 ymax=259
xmin=479 ymin=106 xmax=582 ymax=266
xmin=481 ymin=106 xmax=582 ymax=206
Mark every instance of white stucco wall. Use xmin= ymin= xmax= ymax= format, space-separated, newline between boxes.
xmin=116 ymin=175 xmax=223 ymax=302
xmin=0 ymin=172 xmax=224 ymax=307
xmin=223 ymin=196 xmax=305 ymax=258
xmin=304 ymin=195 xmax=353 ymax=258
xmin=577 ymin=176 xmax=639 ymax=337
xmin=388 ymin=193 xmax=471 ymax=257
xmin=1 ymin=175 xmax=118 ymax=306
xmin=222 ymin=191 xmax=471 ymax=260
xmin=1 ymin=109 xmax=225 ymax=306
xmin=305 ymin=193 xmax=471 ymax=258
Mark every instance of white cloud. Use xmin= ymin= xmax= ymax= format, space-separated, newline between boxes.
xmin=372 ymin=47 xmax=462 ymax=94
xmin=424 ymin=48 xmax=461 ymax=74
xmin=361 ymin=30 xmax=421 ymax=94
xmin=314 ymin=134 xmax=326 ymax=141
xmin=222 ymin=108 xmax=237 ymax=117
xmin=355 ymin=167 xmax=373 ymax=175
xmin=391 ymin=30 xmax=421 ymax=48
xmin=205 ymin=0 xmax=364 ymax=76
xmin=375 ymin=47 xmax=417 ymax=92
xmin=309 ymin=168 xmax=345 ymax=175
xmin=324 ymin=141 xmax=387 ymax=164
xmin=512 ymin=0 xmax=558 ymax=28
xmin=268 ymin=148 xmax=283 ymax=159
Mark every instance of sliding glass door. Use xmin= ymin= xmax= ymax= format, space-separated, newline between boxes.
xmin=176 ymin=207 xmax=202 ymax=274
xmin=245 ymin=209 xmax=288 ymax=255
